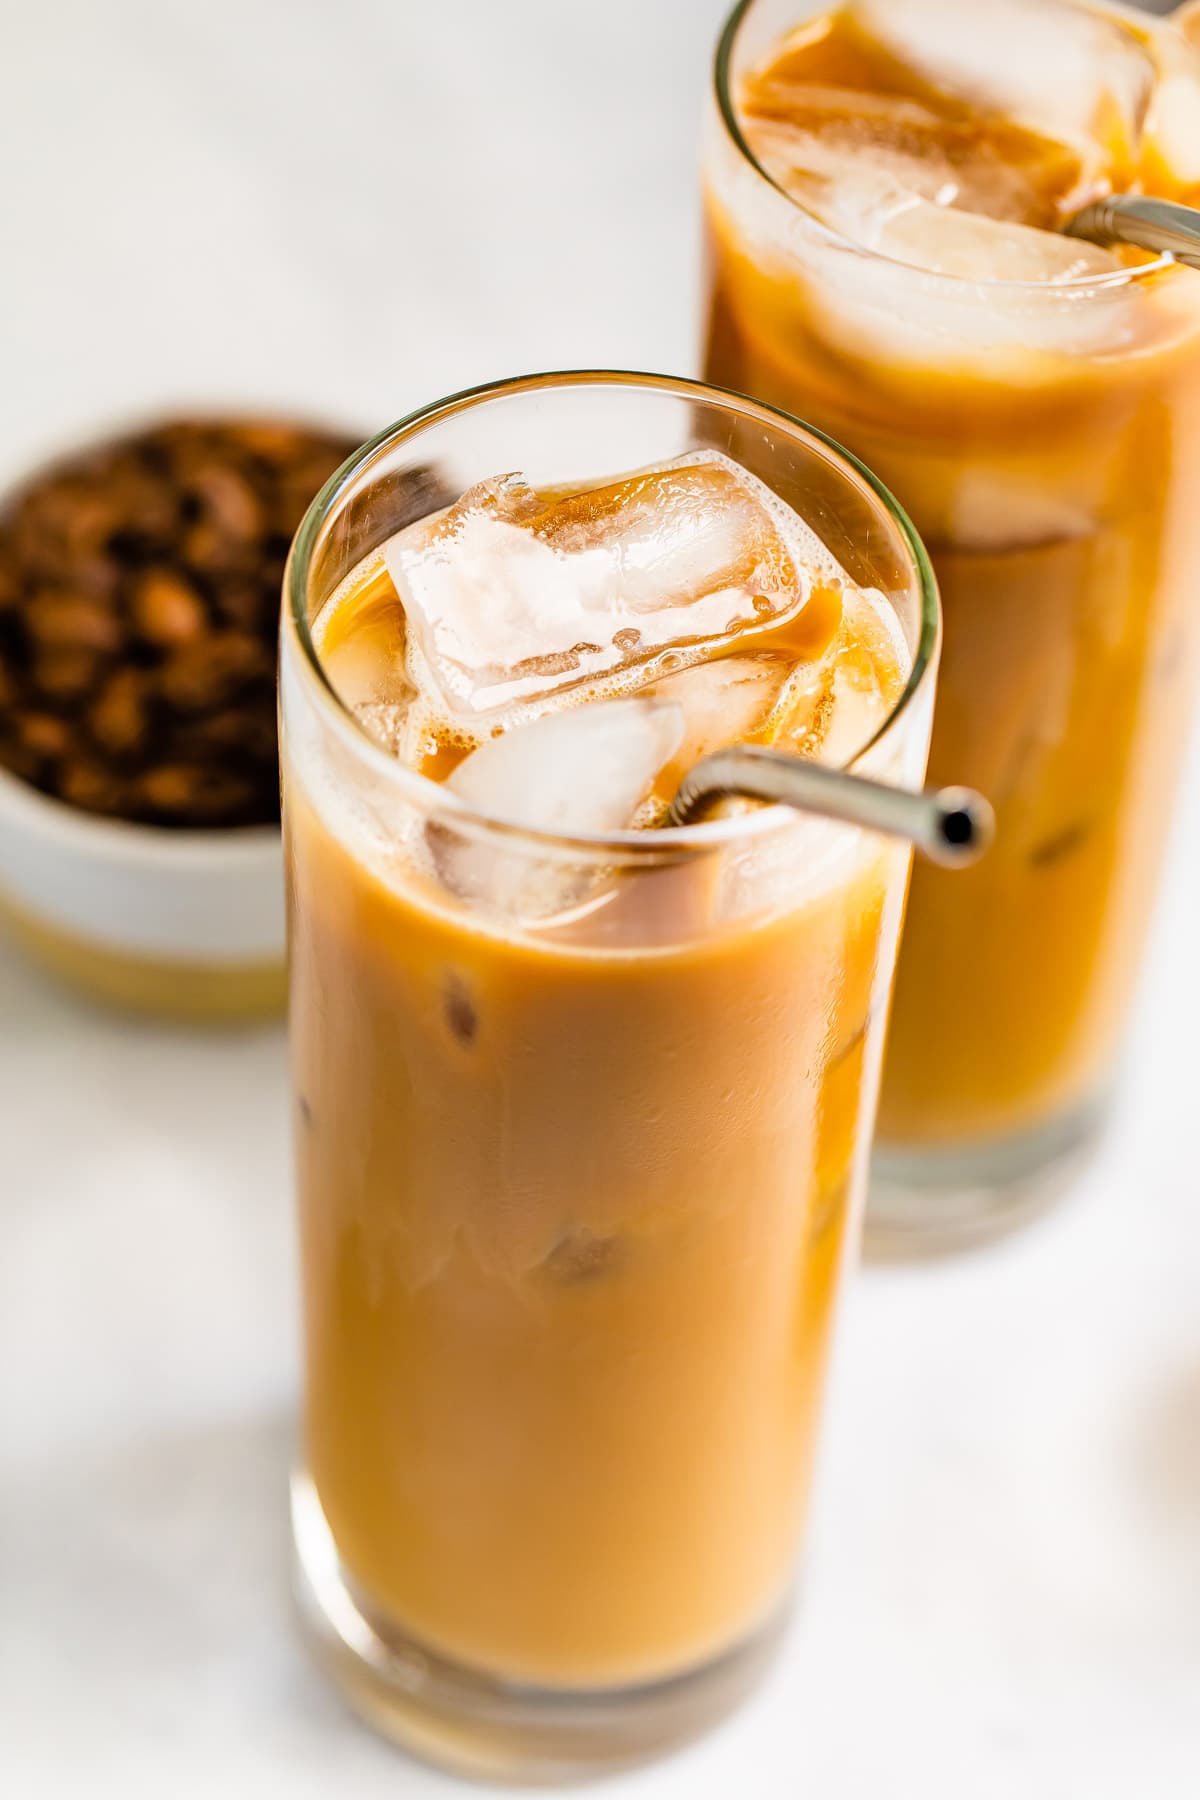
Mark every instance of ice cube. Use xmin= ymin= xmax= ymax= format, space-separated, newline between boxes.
xmin=640 ymin=592 xmax=896 ymax=811
xmin=1144 ymin=68 xmax=1200 ymax=196
xmin=314 ymin=560 xmax=420 ymax=726
xmin=745 ymin=84 xmax=1083 ymax=226
xmin=1141 ymin=22 xmax=1200 ymax=199
xmin=432 ymin=698 xmax=684 ymax=916
xmin=760 ymin=587 xmax=908 ymax=768
xmin=447 ymin=697 xmax=684 ymax=835
xmin=812 ymin=664 xmax=891 ymax=767
xmin=383 ymin=452 xmax=832 ymax=724
xmin=850 ymin=0 xmax=1155 ymax=173
xmin=312 ymin=565 xmax=428 ymax=763
xmin=642 ymin=652 xmax=800 ymax=814
xmin=951 ymin=468 xmax=1095 ymax=552
xmin=351 ymin=700 xmax=407 ymax=755
xmin=793 ymin=169 xmax=1121 ymax=283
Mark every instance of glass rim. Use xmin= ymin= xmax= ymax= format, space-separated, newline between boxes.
xmin=284 ymin=368 xmax=939 ymax=859
xmin=713 ymin=0 xmax=1179 ymax=296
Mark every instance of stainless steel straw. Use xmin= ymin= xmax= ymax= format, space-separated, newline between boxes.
xmin=669 ymin=746 xmax=993 ymax=867
xmin=1065 ymin=193 xmax=1200 ymax=268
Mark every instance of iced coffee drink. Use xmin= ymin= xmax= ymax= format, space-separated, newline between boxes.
xmin=280 ymin=374 xmax=937 ymax=1778
xmin=704 ymin=0 xmax=1200 ymax=1244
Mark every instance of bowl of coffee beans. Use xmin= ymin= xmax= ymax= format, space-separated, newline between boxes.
xmin=0 ymin=416 xmax=359 ymax=1018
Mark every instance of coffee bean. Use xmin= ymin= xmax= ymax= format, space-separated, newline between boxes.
xmin=135 ymin=762 xmax=206 ymax=813
xmin=211 ymin=579 xmax=268 ymax=631
xmin=0 ymin=735 xmax=44 ymax=785
xmin=28 ymin=591 xmax=122 ymax=654
xmin=182 ymin=704 xmax=277 ymax=763
xmin=131 ymin=568 xmax=207 ymax=648
xmin=62 ymin=493 xmax=120 ymax=559
xmin=188 ymin=463 xmax=262 ymax=541
xmin=58 ymin=757 xmax=127 ymax=815
xmin=16 ymin=712 xmax=72 ymax=760
xmin=160 ymin=631 xmax=270 ymax=713
xmin=34 ymin=648 xmax=101 ymax=701
xmin=88 ymin=667 xmax=150 ymax=758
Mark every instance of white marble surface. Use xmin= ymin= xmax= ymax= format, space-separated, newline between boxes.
xmin=3 ymin=2 xmax=1200 ymax=1794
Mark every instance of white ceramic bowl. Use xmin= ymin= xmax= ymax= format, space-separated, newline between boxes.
xmin=0 ymin=764 xmax=285 ymax=1020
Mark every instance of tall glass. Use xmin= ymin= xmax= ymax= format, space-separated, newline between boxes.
xmin=280 ymin=372 xmax=937 ymax=1780
xmin=703 ymin=0 xmax=1200 ymax=1250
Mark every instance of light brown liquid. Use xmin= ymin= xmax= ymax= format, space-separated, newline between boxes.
xmin=285 ymin=484 xmax=912 ymax=1687
xmin=705 ymin=3 xmax=1200 ymax=1149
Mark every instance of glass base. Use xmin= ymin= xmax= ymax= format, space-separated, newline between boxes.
xmin=290 ymin=1471 xmax=790 ymax=1784
xmin=866 ymin=1090 xmax=1109 ymax=1259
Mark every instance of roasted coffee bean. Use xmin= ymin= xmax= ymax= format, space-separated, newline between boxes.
xmin=88 ymin=667 xmax=151 ymax=758
xmin=210 ymin=578 xmax=268 ymax=631
xmin=187 ymin=463 xmax=262 ymax=542
xmin=0 ymin=416 xmax=359 ymax=825
xmin=181 ymin=704 xmax=278 ymax=763
xmin=131 ymin=568 xmax=207 ymax=648
xmin=28 ymin=591 xmax=122 ymax=654
xmin=16 ymin=711 xmax=72 ymax=760
xmin=62 ymin=493 xmax=121 ymax=559
xmin=0 ymin=734 xmax=43 ymax=785
xmin=136 ymin=761 xmax=257 ymax=823
xmin=34 ymin=648 xmax=102 ymax=701
xmin=109 ymin=471 xmax=179 ymax=543
xmin=0 ymin=558 xmax=19 ymax=616
xmin=58 ymin=757 xmax=128 ymax=815
xmin=160 ymin=631 xmax=271 ymax=713
xmin=136 ymin=761 xmax=209 ymax=813
xmin=181 ymin=518 xmax=252 ymax=575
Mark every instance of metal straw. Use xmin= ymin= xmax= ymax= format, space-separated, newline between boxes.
xmin=1064 ymin=194 xmax=1200 ymax=269
xmin=669 ymin=746 xmax=993 ymax=867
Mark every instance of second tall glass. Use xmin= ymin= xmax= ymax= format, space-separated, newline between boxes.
xmin=703 ymin=0 xmax=1200 ymax=1249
